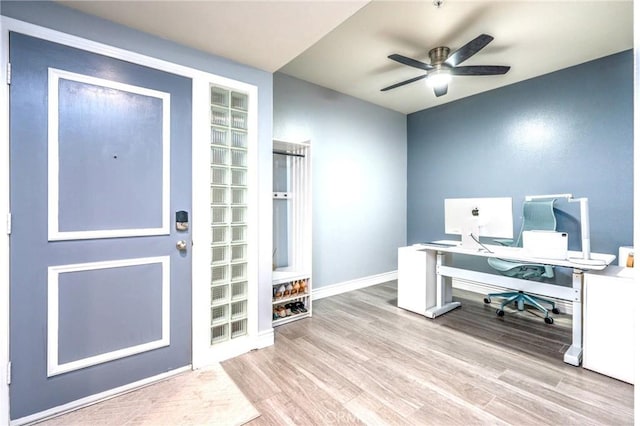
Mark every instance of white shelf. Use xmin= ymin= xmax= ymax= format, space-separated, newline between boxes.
xmin=272 ymin=291 xmax=309 ymax=305
xmin=273 ymin=139 xmax=310 ymax=151
xmin=272 ymin=269 xmax=311 ymax=285
xmin=272 ymin=312 xmax=311 ymax=326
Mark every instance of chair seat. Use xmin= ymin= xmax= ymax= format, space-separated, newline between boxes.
xmin=487 ymin=257 xmax=554 ymax=279
xmin=487 ymin=257 xmax=519 ymax=273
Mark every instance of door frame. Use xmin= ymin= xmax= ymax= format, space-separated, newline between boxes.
xmin=0 ymin=17 xmax=260 ymax=424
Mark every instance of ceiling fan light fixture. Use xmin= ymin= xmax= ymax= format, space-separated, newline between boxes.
xmin=426 ymin=69 xmax=451 ymax=88
xmin=382 ymin=34 xmax=509 ymax=95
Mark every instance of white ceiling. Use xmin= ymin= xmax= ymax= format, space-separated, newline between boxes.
xmin=59 ymin=1 xmax=633 ymax=115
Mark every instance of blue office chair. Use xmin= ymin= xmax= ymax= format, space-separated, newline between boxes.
xmin=484 ymin=199 xmax=560 ymax=324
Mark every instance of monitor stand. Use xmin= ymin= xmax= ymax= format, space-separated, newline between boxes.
xmin=460 ymin=221 xmax=480 ymax=249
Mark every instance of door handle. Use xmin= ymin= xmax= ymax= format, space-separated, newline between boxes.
xmin=176 ymin=240 xmax=187 ymax=251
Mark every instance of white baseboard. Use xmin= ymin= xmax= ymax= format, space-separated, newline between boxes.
xmin=11 ymin=366 xmax=191 ymax=426
xmin=254 ymin=328 xmax=275 ymax=349
xmin=312 ymin=270 xmax=397 ymax=300
xmin=452 ymin=278 xmax=572 ymax=313
xmin=204 ymin=329 xmax=275 ymax=363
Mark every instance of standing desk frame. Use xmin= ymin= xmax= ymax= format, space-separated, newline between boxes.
xmin=397 ymin=242 xmax=615 ymax=366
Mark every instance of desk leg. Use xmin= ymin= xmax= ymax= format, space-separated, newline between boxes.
xmin=564 ymin=269 xmax=583 ymax=366
xmin=425 ymin=251 xmax=461 ymax=318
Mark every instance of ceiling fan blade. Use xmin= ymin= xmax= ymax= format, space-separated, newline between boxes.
xmin=450 ymin=65 xmax=510 ymax=76
xmin=433 ymin=84 xmax=448 ymax=97
xmin=444 ymin=34 xmax=494 ymax=67
xmin=388 ymin=54 xmax=433 ymax=71
xmin=381 ymin=74 xmax=428 ymax=91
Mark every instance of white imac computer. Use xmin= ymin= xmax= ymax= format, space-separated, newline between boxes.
xmin=444 ymin=197 xmax=514 ymax=248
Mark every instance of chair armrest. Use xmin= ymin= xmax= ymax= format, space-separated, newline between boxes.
xmin=493 ymin=238 xmax=514 ymax=246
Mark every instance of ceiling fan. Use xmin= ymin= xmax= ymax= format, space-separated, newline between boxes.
xmin=381 ymin=34 xmax=510 ymax=97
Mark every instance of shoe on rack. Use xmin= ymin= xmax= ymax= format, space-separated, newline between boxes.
xmin=286 ymin=302 xmax=300 ymax=315
xmin=295 ymin=301 xmax=307 ymax=313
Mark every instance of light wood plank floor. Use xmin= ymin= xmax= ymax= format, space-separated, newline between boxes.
xmin=223 ymin=281 xmax=634 ymax=425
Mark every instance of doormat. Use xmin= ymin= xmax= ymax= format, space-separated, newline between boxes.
xmin=35 ymin=364 xmax=260 ymax=425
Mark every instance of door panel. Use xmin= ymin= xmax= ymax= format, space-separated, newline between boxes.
xmin=9 ymin=32 xmax=192 ymax=420
xmin=48 ymin=257 xmax=169 ymax=377
xmin=52 ymin=69 xmax=168 ymax=237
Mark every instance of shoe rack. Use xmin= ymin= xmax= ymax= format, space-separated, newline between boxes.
xmin=272 ymin=272 xmax=311 ymax=326
xmin=272 ymin=139 xmax=311 ymax=326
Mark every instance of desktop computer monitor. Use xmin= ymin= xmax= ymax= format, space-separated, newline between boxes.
xmin=444 ymin=197 xmax=514 ymax=247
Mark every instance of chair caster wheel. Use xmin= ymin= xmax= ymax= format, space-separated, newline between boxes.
xmin=496 ymin=309 xmax=504 ymax=317
xmin=545 ymin=317 xmax=554 ymax=324
xmin=483 ymin=297 xmax=491 ymax=304
xmin=552 ymin=308 xmax=560 ymax=314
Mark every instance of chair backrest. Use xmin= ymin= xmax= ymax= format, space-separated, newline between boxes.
xmin=513 ymin=199 xmax=557 ymax=247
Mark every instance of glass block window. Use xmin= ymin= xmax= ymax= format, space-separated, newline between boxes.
xmin=210 ymin=85 xmax=249 ymax=345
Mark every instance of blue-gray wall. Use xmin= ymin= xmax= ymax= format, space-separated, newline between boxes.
xmin=407 ymin=51 xmax=633 ymax=258
xmin=274 ymin=73 xmax=407 ymax=288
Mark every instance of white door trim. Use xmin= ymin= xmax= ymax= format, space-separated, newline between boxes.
xmin=0 ymin=16 xmax=260 ymax=423
xmin=46 ymin=68 xmax=172 ymax=241
xmin=0 ymin=16 xmax=10 ymax=426
xmin=47 ymin=256 xmax=171 ymax=377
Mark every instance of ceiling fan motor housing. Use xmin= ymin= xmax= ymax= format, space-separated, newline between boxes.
xmin=428 ymin=46 xmax=450 ymax=65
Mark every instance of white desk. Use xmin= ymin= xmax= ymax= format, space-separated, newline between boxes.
xmin=397 ymin=241 xmax=616 ymax=366
xmin=582 ymin=266 xmax=635 ymax=383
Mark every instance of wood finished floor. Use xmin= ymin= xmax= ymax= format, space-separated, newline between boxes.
xmin=223 ymin=281 xmax=634 ymax=425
